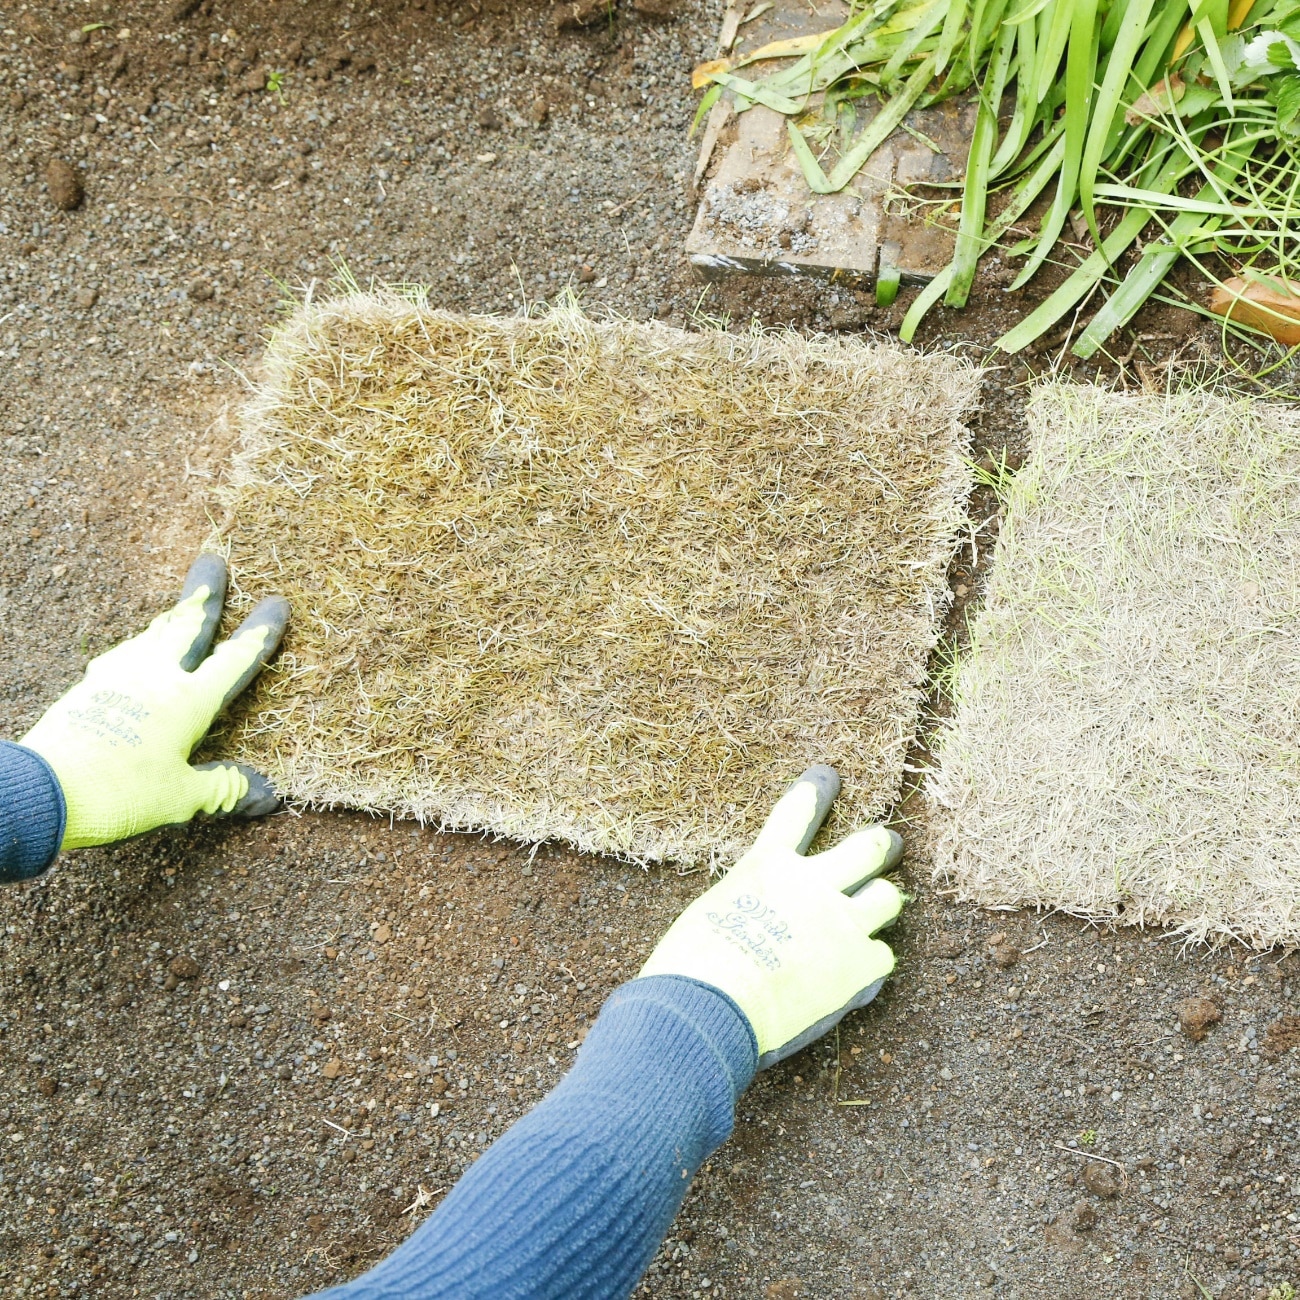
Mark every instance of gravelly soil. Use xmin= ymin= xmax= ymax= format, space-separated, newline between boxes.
xmin=1 ymin=3 xmax=1296 ymax=1299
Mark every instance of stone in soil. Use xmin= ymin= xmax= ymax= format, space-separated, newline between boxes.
xmin=553 ymin=0 xmax=609 ymax=30
xmin=45 ymin=158 xmax=84 ymax=210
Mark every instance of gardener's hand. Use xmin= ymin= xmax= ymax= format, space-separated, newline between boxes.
xmin=21 ymin=554 xmax=289 ymax=850
xmin=640 ymin=766 xmax=904 ymax=1068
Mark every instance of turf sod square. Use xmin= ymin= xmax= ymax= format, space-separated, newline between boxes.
xmin=213 ymin=291 xmax=978 ymax=866
xmin=932 ymin=383 xmax=1300 ymax=947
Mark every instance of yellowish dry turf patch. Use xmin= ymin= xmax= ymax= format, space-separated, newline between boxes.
xmin=214 ymin=290 xmax=977 ymax=865
xmin=931 ymin=384 xmax=1300 ymax=948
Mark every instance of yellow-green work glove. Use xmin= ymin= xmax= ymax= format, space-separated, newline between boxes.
xmin=22 ymin=554 xmax=289 ymax=850
xmin=640 ymin=766 xmax=904 ymax=1068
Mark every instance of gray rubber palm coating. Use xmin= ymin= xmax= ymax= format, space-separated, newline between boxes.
xmin=792 ymin=763 xmax=841 ymax=854
xmin=217 ymin=596 xmax=292 ymax=711
xmin=758 ymin=976 xmax=886 ymax=1070
xmin=177 ymin=554 xmax=228 ymax=672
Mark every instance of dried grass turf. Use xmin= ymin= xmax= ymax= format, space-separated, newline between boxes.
xmin=931 ymin=384 xmax=1300 ymax=948
xmin=214 ymin=291 xmax=977 ymax=865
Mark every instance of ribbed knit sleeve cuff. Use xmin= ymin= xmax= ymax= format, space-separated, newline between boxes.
xmin=592 ymin=975 xmax=758 ymax=1131
xmin=0 ymin=742 xmax=67 ymax=882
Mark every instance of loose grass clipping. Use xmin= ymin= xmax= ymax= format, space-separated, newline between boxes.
xmin=931 ymin=383 xmax=1300 ymax=948
xmin=214 ymin=291 xmax=978 ymax=866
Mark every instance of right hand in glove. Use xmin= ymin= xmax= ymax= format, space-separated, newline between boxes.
xmin=21 ymin=554 xmax=288 ymax=850
xmin=640 ymin=765 xmax=904 ymax=1068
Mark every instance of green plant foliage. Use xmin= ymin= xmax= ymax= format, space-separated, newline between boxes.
xmin=695 ymin=0 xmax=1300 ymax=355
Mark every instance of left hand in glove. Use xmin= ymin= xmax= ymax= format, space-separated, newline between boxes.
xmin=640 ymin=765 xmax=904 ymax=1069
xmin=22 ymin=554 xmax=289 ymax=850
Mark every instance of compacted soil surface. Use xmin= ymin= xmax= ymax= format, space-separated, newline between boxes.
xmin=1 ymin=2 xmax=1296 ymax=1298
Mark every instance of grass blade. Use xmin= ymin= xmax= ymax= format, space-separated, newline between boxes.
xmin=1034 ymin=0 xmax=1075 ymax=103
xmin=1012 ymin=0 xmax=1100 ymax=288
xmin=947 ymin=23 xmax=1017 ymax=305
xmin=1073 ymin=132 xmax=1252 ymax=354
xmin=709 ymin=70 xmax=807 ymax=114
xmin=690 ymin=82 xmax=723 ymax=136
xmin=1079 ymin=0 xmax=1158 ymax=246
xmin=932 ymin=0 xmax=971 ymax=75
xmin=990 ymin=18 xmax=1045 ymax=173
xmin=786 ymin=119 xmax=835 ymax=192
xmin=902 ymin=132 xmax=1067 ymax=339
xmin=878 ymin=0 xmax=947 ymax=86
xmin=996 ymin=144 xmax=1190 ymax=352
xmin=826 ymin=54 xmax=938 ymax=190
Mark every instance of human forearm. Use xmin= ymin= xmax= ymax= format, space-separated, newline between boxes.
xmin=0 ymin=741 xmax=67 ymax=882
xmin=312 ymin=975 xmax=756 ymax=1300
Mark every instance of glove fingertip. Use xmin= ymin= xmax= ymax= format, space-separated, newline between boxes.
xmin=193 ymin=761 xmax=281 ymax=817
xmin=177 ymin=554 xmax=228 ymax=671
xmin=850 ymin=876 xmax=906 ymax=933
xmin=790 ymin=764 xmax=840 ymax=854
xmin=879 ymin=827 xmax=904 ymax=872
xmin=217 ymin=595 xmax=292 ymax=709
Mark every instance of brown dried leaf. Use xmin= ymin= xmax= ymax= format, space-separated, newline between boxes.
xmin=1124 ymin=75 xmax=1184 ymax=125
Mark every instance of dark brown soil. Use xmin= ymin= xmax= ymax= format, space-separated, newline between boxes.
xmin=1 ymin=3 xmax=1297 ymax=1299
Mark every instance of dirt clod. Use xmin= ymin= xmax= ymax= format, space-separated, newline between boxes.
xmin=169 ymin=954 xmax=201 ymax=979
xmin=188 ymin=277 xmax=215 ymax=301
xmin=1262 ymin=1013 xmax=1300 ymax=1055
xmin=765 ymin=1280 xmax=808 ymax=1299
xmin=992 ymin=942 xmax=1021 ymax=968
xmin=45 ymin=158 xmax=84 ymax=211
xmin=934 ymin=932 xmax=965 ymax=958
xmin=1070 ymin=1201 xmax=1098 ymax=1232
xmin=1081 ymin=1163 xmax=1118 ymax=1198
xmin=1176 ymin=995 xmax=1221 ymax=1042
xmin=553 ymin=0 xmax=609 ymax=30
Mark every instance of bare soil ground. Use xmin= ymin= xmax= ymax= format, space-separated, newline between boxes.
xmin=0 ymin=2 xmax=1296 ymax=1298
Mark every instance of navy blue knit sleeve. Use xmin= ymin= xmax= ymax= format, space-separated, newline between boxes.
xmin=0 ymin=741 xmax=66 ymax=882
xmin=312 ymin=974 xmax=757 ymax=1300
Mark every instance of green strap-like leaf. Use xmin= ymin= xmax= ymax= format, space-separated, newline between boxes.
xmin=825 ymin=53 xmax=938 ymax=191
xmin=947 ymin=23 xmax=1018 ymax=306
xmin=996 ymin=141 xmax=1187 ymax=352
xmin=1011 ymin=0 xmax=1100 ymax=289
xmin=901 ymin=133 xmax=1066 ymax=341
xmin=1079 ymin=0 xmax=1159 ymax=248
xmin=1073 ymin=142 xmax=1248 ymax=355
xmin=786 ymin=119 xmax=835 ymax=193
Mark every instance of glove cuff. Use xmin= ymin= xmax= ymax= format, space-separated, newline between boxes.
xmin=0 ymin=742 xmax=68 ymax=882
